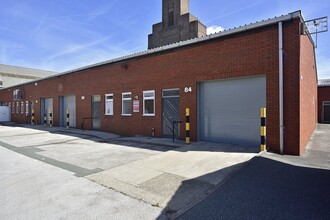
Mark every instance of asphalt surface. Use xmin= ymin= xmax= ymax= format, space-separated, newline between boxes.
xmin=176 ymin=124 xmax=330 ymax=220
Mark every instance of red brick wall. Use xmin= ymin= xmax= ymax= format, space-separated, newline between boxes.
xmin=299 ymin=35 xmax=318 ymax=155
xmin=318 ymin=86 xmax=330 ymax=122
xmin=0 ymin=18 xmax=305 ymax=155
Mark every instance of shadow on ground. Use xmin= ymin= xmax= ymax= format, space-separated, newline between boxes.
xmin=0 ymin=122 xmax=260 ymax=154
xmin=163 ymin=156 xmax=330 ymax=220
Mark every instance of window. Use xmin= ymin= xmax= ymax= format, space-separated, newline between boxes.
xmin=162 ymin=88 xmax=179 ymax=98
xmin=25 ymin=101 xmax=29 ymax=114
xmin=105 ymin=94 xmax=114 ymax=115
xmin=13 ymin=89 xmax=24 ymax=100
xmin=21 ymin=101 xmax=24 ymax=114
xmin=12 ymin=102 xmax=15 ymax=114
xmin=122 ymin=92 xmax=132 ymax=116
xmin=16 ymin=102 xmax=19 ymax=114
xmin=143 ymin=90 xmax=155 ymax=116
xmin=168 ymin=4 xmax=174 ymax=27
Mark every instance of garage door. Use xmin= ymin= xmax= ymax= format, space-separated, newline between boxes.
xmin=199 ymin=76 xmax=266 ymax=147
xmin=60 ymin=96 xmax=76 ymax=127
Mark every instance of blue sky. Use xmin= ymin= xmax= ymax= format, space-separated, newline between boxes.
xmin=0 ymin=0 xmax=329 ymax=78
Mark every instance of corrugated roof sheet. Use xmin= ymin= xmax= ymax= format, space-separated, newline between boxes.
xmin=318 ymin=79 xmax=330 ymax=87
xmin=0 ymin=75 xmax=35 ymax=88
xmin=0 ymin=64 xmax=57 ymax=78
xmin=1 ymin=10 xmax=305 ymax=90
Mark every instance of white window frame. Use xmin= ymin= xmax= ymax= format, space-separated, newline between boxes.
xmin=12 ymin=102 xmax=15 ymax=114
xmin=25 ymin=101 xmax=29 ymax=114
xmin=105 ymin=94 xmax=114 ymax=116
xmin=16 ymin=102 xmax=19 ymax=114
xmin=122 ymin=92 xmax=132 ymax=116
xmin=143 ymin=90 xmax=155 ymax=116
xmin=21 ymin=101 xmax=24 ymax=114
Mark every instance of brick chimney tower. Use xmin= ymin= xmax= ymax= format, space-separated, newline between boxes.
xmin=148 ymin=0 xmax=206 ymax=49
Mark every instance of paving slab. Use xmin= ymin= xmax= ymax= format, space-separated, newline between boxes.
xmin=87 ymin=143 xmax=256 ymax=215
xmin=93 ymin=164 xmax=163 ymax=186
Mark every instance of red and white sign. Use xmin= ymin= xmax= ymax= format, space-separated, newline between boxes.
xmin=133 ymin=100 xmax=139 ymax=112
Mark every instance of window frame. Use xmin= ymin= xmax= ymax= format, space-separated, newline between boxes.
xmin=25 ymin=101 xmax=29 ymax=114
xmin=143 ymin=90 xmax=155 ymax=117
xmin=16 ymin=102 xmax=19 ymax=114
xmin=21 ymin=101 xmax=24 ymax=114
xmin=105 ymin=93 xmax=114 ymax=116
xmin=121 ymin=92 xmax=132 ymax=116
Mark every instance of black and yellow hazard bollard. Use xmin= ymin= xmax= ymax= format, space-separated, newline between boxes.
xmin=66 ymin=109 xmax=70 ymax=129
xmin=44 ymin=111 xmax=47 ymax=127
xmin=186 ymin=108 xmax=190 ymax=144
xmin=50 ymin=109 xmax=53 ymax=127
xmin=260 ymin=108 xmax=266 ymax=152
xmin=32 ymin=109 xmax=35 ymax=126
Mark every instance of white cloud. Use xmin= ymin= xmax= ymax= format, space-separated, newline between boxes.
xmin=207 ymin=25 xmax=225 ymax=35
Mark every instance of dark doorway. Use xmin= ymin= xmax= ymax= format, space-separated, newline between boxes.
xmin=162 ymin=89 xmax=180 ymax=139
xmin=92 ymin=95 xmax=101 ymax=130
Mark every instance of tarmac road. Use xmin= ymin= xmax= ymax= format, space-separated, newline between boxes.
xmin=176 ymin=124 xmax=330 ymax=220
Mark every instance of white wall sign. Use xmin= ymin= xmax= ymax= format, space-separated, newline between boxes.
xmin=184 ymin=87 xmax=192 ymax=93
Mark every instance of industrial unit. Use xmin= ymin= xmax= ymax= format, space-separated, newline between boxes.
xmin=0 ymin=64 xmax=57 ymax=89
xmin=318 ymin=79 xmax=330 ymax=123
xmin=0 ymin=1 xmax=319 ymax=156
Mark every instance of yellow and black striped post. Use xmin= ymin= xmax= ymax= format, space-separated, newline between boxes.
xmin=49 ymin=109 xmax=53 ymax=127
xmin=260 ymin=108 xmax=266 ymax=152
xmin=44 ymin=111 xmax=47 ymax=127
xmin=31 ymin=109 xmax=35 ymax=126
xmin=66 ymin=109 xmax=70 ymax=129
xmin=185 ymin=108 xmax=190 ymax=144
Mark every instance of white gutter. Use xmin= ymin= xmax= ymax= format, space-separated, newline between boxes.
xmin=279 ymin=22 xmax=284 ymax=154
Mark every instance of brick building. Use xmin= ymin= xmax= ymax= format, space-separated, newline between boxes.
xmin=318 ymin=79 xmax=330 ymax=123
xmin=0 ymin=6 xmax=318 ymax=155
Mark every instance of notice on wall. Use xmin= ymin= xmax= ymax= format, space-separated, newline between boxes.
xmin=133 ymin=100 xmax=139 ymax=113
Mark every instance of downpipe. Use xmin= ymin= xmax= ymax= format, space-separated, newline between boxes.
xmin=279 ymin=22 xmax=284 ymax=154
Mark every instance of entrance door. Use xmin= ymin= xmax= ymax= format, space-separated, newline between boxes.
xmin=60 ymin=96 xmax=76 ymax=127
xmin=323 ymin=101 xmax=330 ymax=123
xmin=41 ymin=98 xmax=53 ymax=125
xmin=29 ymin=101 xmax=34 ymax=123
xmin=92 ymin=95 xmax=101 ymax=130
xmin=162 ymin=89 xmax=180 ymax=138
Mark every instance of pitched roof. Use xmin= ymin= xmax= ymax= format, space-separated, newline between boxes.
xmin=318 ymin=79 xmax=330 ymax=87
xmin=0 ymin=64 xmax=57 ymax=78
xmin=1 ymin=10 xmax=305 ymax=89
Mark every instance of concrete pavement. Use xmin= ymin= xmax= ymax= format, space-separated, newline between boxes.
xmin=0 ymin=147 xmax=163 ymax=220
xmin=0 ymin=123 xmax=258 ymax=219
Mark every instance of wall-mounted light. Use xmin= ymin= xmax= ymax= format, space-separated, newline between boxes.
xmin=134 ymin=95 xmax=139 ymax=100
xmin=35 ymin=83 xmax=38 ymax=86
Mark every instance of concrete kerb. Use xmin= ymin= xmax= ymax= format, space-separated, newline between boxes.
xmin=2 ymin=122 xmax=185 ymax=149
xmin=1 ymin=122 xmax=265 ymax=152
